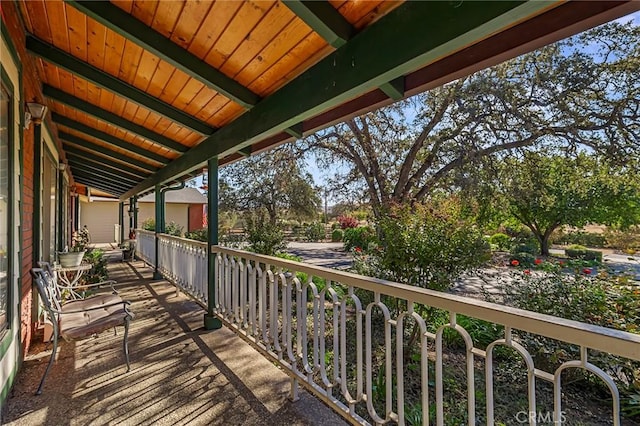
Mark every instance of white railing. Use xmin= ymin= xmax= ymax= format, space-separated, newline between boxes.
xmin=157 ymin=234 xmax=208 ymax=305
xmin=209 ymin=246 xmax=640 ymax=426
xmin=135 ymin=229 xmax=156 ymax=266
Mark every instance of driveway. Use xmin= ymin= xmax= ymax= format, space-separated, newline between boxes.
xmin=286 ymin=242 xmax=351 ymax=269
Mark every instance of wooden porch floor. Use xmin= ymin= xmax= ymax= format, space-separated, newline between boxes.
xmin=2 ymin=260 xmax=346 ymax=426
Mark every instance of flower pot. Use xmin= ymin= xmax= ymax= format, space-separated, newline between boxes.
xmin=58 ymin=251 xmax=85 ymax=268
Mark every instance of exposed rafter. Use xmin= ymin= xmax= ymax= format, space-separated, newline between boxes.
xmin=52 ymin=113 xmax=171 ymax=164
xmin=65 ymin=0 xmax=260 ymax=109
xmin=73 ymin=170 xmax=133 ymax=192
xmin=44 ymin=85 xmax=188 ymax=153
xmin=60 ymin=132 xmax=159 ymax=173
xmin=379 ymin=77 xmax=405 ymax=101
xmin=26 ymin=35 xmax=215 ymax=135
xmin=65 ymin=149 xmax=150 ymax=179
xmin=123 ymin=0 xmax=554 ymax=199
xmin=284 ymin=123 xmax=304 ymax=139
xmin=73 ymin=176 xmax=127 ymax=195
xmin=68 ymin=161 xmax=141 ymax=185
xmin=282 ymin=1 xmax=354 ymax=48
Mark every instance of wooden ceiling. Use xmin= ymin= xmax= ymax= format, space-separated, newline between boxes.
xmin=17 ymin=0 xmax=639 ymax=198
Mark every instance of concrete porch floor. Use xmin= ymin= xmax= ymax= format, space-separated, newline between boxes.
xmin=1 ymin=260 xmax=347 ymax=426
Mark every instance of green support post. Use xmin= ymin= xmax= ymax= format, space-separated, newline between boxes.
xmin=118 ymin=202 xmax=124 ymax=244
xmin=73 ymin=193 xmax=80 ymax=233
xmin=133 ymin=195 xmax=138 ymax=230
xmin=204 ymin=157 xmax=222 ymax=330
xmin=32 ymin=123 xmax=42 ymax=264
xmin=153 ymin=184 xmax=162 ymax=280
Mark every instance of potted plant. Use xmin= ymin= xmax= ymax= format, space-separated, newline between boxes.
xmin=58 ymin=226 xmax=90 ymax=268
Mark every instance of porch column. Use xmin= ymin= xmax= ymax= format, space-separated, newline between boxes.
xmin=204 ymin=157 xmax=222 ymax=330
xmin=57 ymin=168 xmax=64 ymax=252
xmin=128 ymin=197 xmax=134 ymax=236
xmin=73 ymin=192 xmax=80 ymax=233
xmin=153 ymin=184 xmax=162 ymax=279
xmin=132 ymin=195 xmax=138 ymax=230
xmin=32 ymin=122 xmax=42 ymax=264
xmin=118 ymin=202 xmax=124 ymax=244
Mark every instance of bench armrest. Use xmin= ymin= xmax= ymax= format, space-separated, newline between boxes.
xmin=52 ymin=300 xmax=132 ymax=315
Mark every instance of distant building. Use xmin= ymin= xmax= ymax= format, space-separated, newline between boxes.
xmin=80 ymin=187 xmax=206 ymax=243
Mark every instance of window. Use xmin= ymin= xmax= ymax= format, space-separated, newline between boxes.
xmin=0 ymin=83 xmax=11 ymax=334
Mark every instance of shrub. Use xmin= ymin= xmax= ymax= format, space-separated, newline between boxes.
xmin=510 ymin=252 xmax=536 ymax=266
xmin=304 ymin=222 xmax=325 ymax=242
xmin=565 ymin=246 xmax=603 ymax=262
xmin=337 ymin=215 xmax=359 ymax=229
xmin=142 ymin=218 xmax=155 ymax=231
xmin=140 ymin=218 xmax=183 ymax=236
xmin=510 ymin=242 xmax=538 ymax=255
xmin=555 ymin=230 xmax=607 ymax=248
xmin=604 ymin=228 xmax=640 ymax=253
xmin=165 ymin=221 xmax=183 ymax=237
xmin=244 ymin=211 xmax=286 ymax=256
xmin=331 ymin=228 xmax=343 ymax=242
xmin=372 ymin=201 xmax=489 ymax=292
xmin=184 ymin=228 xmax=207 ymax=242
xmin=488 ymin=233 xmax=511 ymax=251
xmin=343 ymin=226 xmax=376 ymax=251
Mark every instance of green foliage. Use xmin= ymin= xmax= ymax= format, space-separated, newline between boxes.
xmin=331 ymin=228 xmax=343 ymax=242
xmin=438 ymin=315 xmax=504 ymax=350
xmin=488 ymin=233 xmax=511 ymax=251
xmin=555 ymin=230 xmax=607 ymax=248
xmin=565 ymin=247 xmax=603 ymax=262
xmin=142 ymin=218 xmax=155 ymax=231
xmin=510 ymin=242 xmax=538 ymax=256
xmin=81 ymin=249 xmax=108 ymax=285
xmin=304 ymin=222 xmax=325 ymax=242
xmin=184 ymin=228 xmax=207 ymax=242
xmin=165 ymin=221 xmax=183 ymax=237
xmin=360 ymin=200 xmax=489 ymax=292
xmin=500 ymin=153 xmax=640 ymax=255
xmin=604 ymin=228 xmax=640 ymax=253
xmin=509 ymin=252 xmax=536 ymax=267
xmin=343 ymin=226 xmax=376 ymax=251
xmin=219 ymin=144 xmax=320 ymax=224
xmin=244 ymin=210 xmax=286 ymax=256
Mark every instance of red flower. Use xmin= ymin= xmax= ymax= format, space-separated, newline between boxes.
xmin=524 ymin=269 xmax=531 ymax=275
xmin=534 ymin=259 xmax=542 ymax=265
xmin=355 ymin=247 xmax=362 ymax=253
xmin=510 ymin=259 xmax=520 ymax=266
xmin=583 ymin=268 xmax=592 ymax=275
xmin=558 ymin=261 xmax=565 ymax=266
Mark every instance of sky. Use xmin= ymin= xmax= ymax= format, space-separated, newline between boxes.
xmin=192 ymin=10 xmax=640 ymax=202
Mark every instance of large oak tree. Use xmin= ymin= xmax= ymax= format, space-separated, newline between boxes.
xmin=305 ymin=22 xmax=640 ymax=218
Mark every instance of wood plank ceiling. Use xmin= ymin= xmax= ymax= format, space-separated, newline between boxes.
xmin=17 ymin=0 xmax=639 ymax=199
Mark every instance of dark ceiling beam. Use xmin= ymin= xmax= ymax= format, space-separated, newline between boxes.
xmin=44 ymin=85 xmax=188 ymax=153
xmin=123 ymin=0 xmax=553 ymax=199
xmin=282 ymin=1 xmax=354 ymax=48
xmin=26 ymin=35 xmax=215 ymax=135
xmin=66 ymin=0 xmax=260 ymax=109
xmin=73 ymin=176 xmax=127 ymax=195
xmin=379 ymin=77 xmax=405 ymax=101
xmin=52 ymin=113 xmax=171 ymax=164
xmin=282 ymin=1 xmax=402 ymax=99
xmin=65 ymin=149 xmax=150 ymax=179
xmin=68 ymin=161 xmax=141 ymax=185
xmin=72 ymin=170 xmax=133 ymax=192
xmin=60 ymin=132 xmax=159 ymax=173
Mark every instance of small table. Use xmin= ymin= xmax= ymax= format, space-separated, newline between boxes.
xmin=53 ymin=263 xmax=92 ymax=300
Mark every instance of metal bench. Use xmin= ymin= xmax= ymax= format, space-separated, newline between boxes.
xmin=30 ymin=268 xmax=134 ymax=395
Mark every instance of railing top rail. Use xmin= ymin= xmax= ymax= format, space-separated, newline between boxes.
xmin=135 ymin=229 xmax=155 ymax=237
xmin=158 ymin=232 xmax=208 ymax=248
xmin=211 ymin=245 xmax=640 ymax=360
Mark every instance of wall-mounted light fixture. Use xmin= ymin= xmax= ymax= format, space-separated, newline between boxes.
xmin=58 ymin=161 xmax=67 ymax=172
xmin=24 ymin=102 xmax=47 ymax=129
